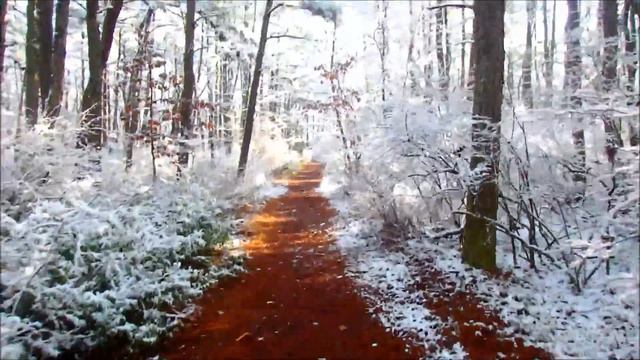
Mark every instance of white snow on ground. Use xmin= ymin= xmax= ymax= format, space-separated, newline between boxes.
xmin=334 ymin=217 xmax=443 ymax=350
xmin=321 ymin=167 xmax=639 ymax=359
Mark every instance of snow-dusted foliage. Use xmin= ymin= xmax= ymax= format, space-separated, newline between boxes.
xmin=0 ymin=121 xmax=294 ymax=358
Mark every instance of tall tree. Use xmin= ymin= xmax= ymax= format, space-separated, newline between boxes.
xmin=0 ymin=0 xmax=8 ymax=91
xmin=36 ymin=0 xmax=53 ymax=110
xmin=176 ymin=0 xmax=196 ymax=172
xmin=238 ymin=0 xmax=274 ymax=177
xmin=375 ymin=0 xmax=389 ymax=105
xmin=435 ymin=0 xmax=449 ymax=96
xmin=563 ymin=0 xmax=585 ymax=186
xmin=461 ymin=0 xmax=506 ymax=271
xmin=221 ymin=51 xmax=235 ymax=153
xmin=600 ymin=0 xmax=623 ymax=165
xmin=623 ymin=0 xmax=639 ymax=145
xmin=124 ymin=8 xmax=154 ymax=170
xmin=521 ymin=0 xmax=535 ymax=108
xmin=542 ymin=0 xmax=557 ymax=104
xmin=46 ymin=0 xmax=71 ymax=120
xmin=79 ymin=0 xmax=123 ymax=149
xmin=25 ymin=0 xmax=39 ymax=128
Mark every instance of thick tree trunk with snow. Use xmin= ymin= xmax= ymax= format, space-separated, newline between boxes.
xmin=46 ymin=0 xmax=70 ymax=121
xmin=521 ymin=0 xmax=535 ymax=109
xmin=238 ymin=0 xmax=273 ymax=177
xmin=461 ymin=0 xmax=505 ymax=272
xmin=177 ymin=0 xmax=196 ymax=173
xmin=25 ymin=0 xmax=39 ymax=128
xmin=563 ymin=0 xmax=585 ymax=186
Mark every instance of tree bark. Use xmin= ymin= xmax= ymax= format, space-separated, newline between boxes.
xmin=542 ymin=0 xmax=557 ymax=102
xmin=564 ymin=0 xmax=585 ymax=186
xmin=435 ymin=0 xmax=448 ymax=95
xmin=623 ymin=0 xmax=639 ymax=145
xmin=36 ymin=0 xmax=53 ymax=111
xmin=460 ymin=3 xmax=466 ymax=87
xmin=238 ymin=0 xmax=273 ymax=177
xmin=25 ymin=1 xmax=40 ymax=128
xmin=177 ymin=0 xmax=196 ymax=173
xmin=221 ymin=52 xmax=235 ymax=153
xmin=522 ymin=0 xmax=535 ymax=108
xmin=461 ymin=0 xmax=505 ymax=272
xmin=0 ymin=0 xmax=7 ymax=93
xmin=125 ymin=8 xmax=154 ymax=170
xmin=46 ymin=0 xmax=70 ymax=121
xmin=600 ymin=0 xmax=623 ymax=164
xmin=79 ymin=0 xmax=123 ymax=149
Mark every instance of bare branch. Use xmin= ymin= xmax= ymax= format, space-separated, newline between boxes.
xmin=428 ymin=4 xmax=473 ymax=11
xmin=267 ymin=34 xmax=308 ymax=41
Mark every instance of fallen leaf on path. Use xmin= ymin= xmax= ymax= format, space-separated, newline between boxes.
xmin=235 ymin=332 xmax=251 ymax=342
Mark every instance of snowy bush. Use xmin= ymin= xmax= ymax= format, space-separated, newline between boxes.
xmin=0 ymin=124 xmax=292 ymax=359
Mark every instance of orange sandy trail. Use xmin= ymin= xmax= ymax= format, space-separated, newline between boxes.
xmin=159 ymin=162 xmax=421 ymax=359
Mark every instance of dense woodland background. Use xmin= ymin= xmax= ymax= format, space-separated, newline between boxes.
xmin=0 ymin=0 xmax=638 ymax=358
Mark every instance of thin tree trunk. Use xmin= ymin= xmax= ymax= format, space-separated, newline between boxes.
xmin=460 ymin=4 xmax=466 ymax=87
xmin=36 ymin=0 xmax=53 ymax=111
xmin=436 ymin=0 xmax=446 ymax=94
xmin=522 ymin=0 xmax=535 ymax=109
xmin=46 ymin=0 xmax=70 ymax=122
xmin=238 ymin=0 xmax=273 ymax=177
xmin=461 ymin=0 xmax=505 ymax=272
xmin=222 ymin=52 xmax=234 ymax=153
xmin=542 ymin=0 xmax=552 ymax=96
xmin=25 ymin=0 xmax=40 ymax=128
xmin=0 ymin=0 xmax=9 ymax=95
xmin=329 ymin=15 xmax=351 ymax=166
xmin=564 ymin=0 xmax=585 ymax=187
xmin=177 ymin=0 xmax=196 ymax=174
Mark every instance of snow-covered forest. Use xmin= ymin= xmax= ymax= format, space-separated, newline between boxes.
xmin=0 ymin=0 xmax=638 ymax=359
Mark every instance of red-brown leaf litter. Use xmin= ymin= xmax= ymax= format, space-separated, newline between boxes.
xmin=157 ymin=162 xmax=551 ymax=359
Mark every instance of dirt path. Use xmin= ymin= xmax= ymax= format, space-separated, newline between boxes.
xmin=159 ymin=162 xmax=421 ymax=359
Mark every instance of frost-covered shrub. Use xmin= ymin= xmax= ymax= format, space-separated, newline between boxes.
xmin=0 ymin=124 xmax=292 ymax=359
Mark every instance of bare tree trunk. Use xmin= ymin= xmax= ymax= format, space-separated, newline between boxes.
xmin=436 ymin=0 xmax=447 ymax=95
xmin=542 ymin=0 xmax=556 ymax=103
xmin=0 ymin=0 xmax=8 ymax=95
xmin=623 ymin=0 xmax=639 ymax=145
xmin=221 ymin=52 xmax=235 ymax=153
xmin=177 ymin=0 xmax=196 ymax=174
xmin=461 ymin=0 xmax=505 ymax=272
xmin=238 ymin=0 xmax=273 ymax=177
xmin=460 ymin=3 xmax=466 ymax=88
xmin=79 ymin=0 xmax=123 ymax=149
xmin=329 ymin=15 xmax=351 ymax=166
xmin=564 ymin=0 xmax=585 ymax=187
xmin=600 ymin=0 xmax=623 ymax=165
xmin=522 ymin=0 xmax=535 ymax=109
xmin=36 ymin=0 xmax=53 ymax=111
xmin=25 ymin=0 xmax=40 ymax=128
xmin=46 ymin=0 xmax=70 ymax=122
xmin=125 ymin=8 xmax=154 ymax=170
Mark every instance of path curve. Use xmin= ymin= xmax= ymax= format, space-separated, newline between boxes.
xmin=159 ymin=162 xmax=421 ymax=359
